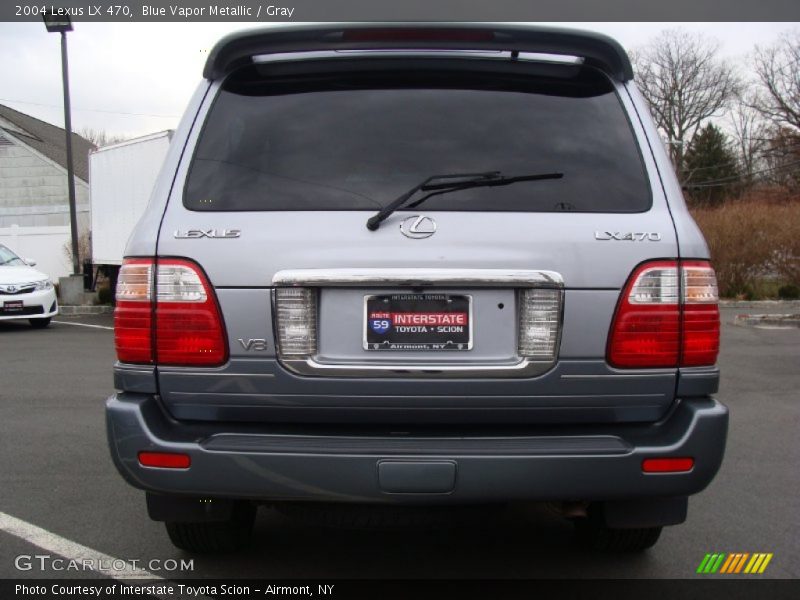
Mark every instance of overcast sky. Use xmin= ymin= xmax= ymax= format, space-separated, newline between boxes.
xmin=0 ymin=22 xmax=795 ymax=139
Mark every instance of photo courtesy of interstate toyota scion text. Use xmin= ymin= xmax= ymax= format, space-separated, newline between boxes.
xmin=106 ymin=23 xmax=727 ymax=554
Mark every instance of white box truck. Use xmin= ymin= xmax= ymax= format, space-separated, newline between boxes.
xmin=89 ymin=131 xmax=172 ymax=288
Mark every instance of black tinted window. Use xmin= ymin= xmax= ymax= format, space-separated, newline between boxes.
xmin=185 ymin=68 xmax=650 ymax=212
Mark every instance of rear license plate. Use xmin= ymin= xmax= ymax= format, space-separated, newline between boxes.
xmin=364 ymin=294 xmax=472 ymax=351
xmin=2 ymin=301 xmax=23 ymax=312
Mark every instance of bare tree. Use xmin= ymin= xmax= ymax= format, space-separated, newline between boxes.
xmin=79 ymin=127 xmax=128 ymax=148
xmin=752 ymin=30 xmax=800 ymax=133
xmin=632 ymin=30 xmax=739 ymax=177
xmin=761 ymin=126 xmax=800 ymax=189
xmin=728 ymin=92 xmax=769 ymax=185
xmin=62 ymin=230 xmax=91 ymax=267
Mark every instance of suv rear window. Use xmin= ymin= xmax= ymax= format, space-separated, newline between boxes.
xmin=185 ymin=66 xmax=650 ymax=213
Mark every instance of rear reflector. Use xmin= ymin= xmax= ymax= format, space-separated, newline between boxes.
xmin=517 ymin=288 xmax=563 ymax=359
xmin=138 ymin=451 xmax=191 ymax=469
xmin=642 ymin=457 xmax=694 ymax=473
xmin=274 ymin=287 xmax=318 ymax=356
xmin=114 ymin=258 xmax=228 ymax=366
xmin=607 ymin=260 xmax=719 ymax=368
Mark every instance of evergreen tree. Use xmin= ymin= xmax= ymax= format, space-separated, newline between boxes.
xmin=683 ymin=123 xmax=741 ymax=205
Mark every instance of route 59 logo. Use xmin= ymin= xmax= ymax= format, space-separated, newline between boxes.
xmin=369 ymin=312 xmax=391 ymax=334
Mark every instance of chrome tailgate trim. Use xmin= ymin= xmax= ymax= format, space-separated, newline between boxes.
xmin=272 ymin=268 xmax=563 ymax=288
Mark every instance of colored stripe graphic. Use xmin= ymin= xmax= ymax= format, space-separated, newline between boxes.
xmin=745 ymin=554 xmax=761 ymax=573
xmin=697 ymin=554 xmax=712 ymax=573
xmin=719 ymin=554 xmax=736 ymax=573
xmin=698 ymin=553 xmax=726 ymax=573
xmin=698 ymin=552 xmax=772 ymax=574
xmin=708 ymin=553 xmax=721 ymax=573
xmin=734 ymin=553 xmax=749 ymax=573
xmin=758 ymin=554 xmax=773 ymax=573
xmin=727 ymin=553 xmax=740 ymax=573
xmin=710 ymin=553 xmax=726 ymax=573
xmin=709 ymin=554 xmax=721 ymax=573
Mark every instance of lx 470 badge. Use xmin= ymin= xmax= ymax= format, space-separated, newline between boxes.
xmin=595 ymin=231 xmax=662 ymax=241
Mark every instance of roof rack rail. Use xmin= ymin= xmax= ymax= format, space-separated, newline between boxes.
xmin=203 ymin=24 xmax=634 ymax=82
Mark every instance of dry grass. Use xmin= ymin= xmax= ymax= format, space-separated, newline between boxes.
xmin=690 ymin=189 xmax=800 ymax=298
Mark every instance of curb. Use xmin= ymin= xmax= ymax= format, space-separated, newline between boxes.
xmin=58 ymin=305 xmax=114 ymax=315
xmin=733 ymin=314 xmax=800 ymax=328
xmin=720 ymin=300 xmax=800 ymax=309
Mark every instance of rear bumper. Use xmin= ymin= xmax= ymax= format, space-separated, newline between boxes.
xmin=106 ymin=394 xmax=727 ymax=504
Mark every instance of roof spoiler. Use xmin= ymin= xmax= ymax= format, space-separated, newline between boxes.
xmin=203 ymin=24 xmax=634 ymax=82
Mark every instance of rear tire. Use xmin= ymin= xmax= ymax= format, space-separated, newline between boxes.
xmin=29 ymin=318 xmax=51 ymax=328
xmin=576 ymin=520 xmax=662 ymax=552
xmin=165 ymin=503 xmax=256 ymax=553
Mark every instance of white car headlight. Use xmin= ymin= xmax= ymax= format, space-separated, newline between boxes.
xmin=33 ymin=279 xmax=53 ymax=291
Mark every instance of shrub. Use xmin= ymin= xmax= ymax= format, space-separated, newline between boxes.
xmin=96 ymin=285 xmax=113 ymax=305
xmin=778 ymin=284 xmax=800 ymax=299
xmin=690 ymin=190 xmax=800 ymax=297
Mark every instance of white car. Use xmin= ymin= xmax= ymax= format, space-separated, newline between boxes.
xmin=0 ymin=244 xmax=58 ymax=328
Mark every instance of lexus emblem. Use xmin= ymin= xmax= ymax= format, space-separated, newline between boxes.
xmin=400 ymin=215 xmax=437 ymax=239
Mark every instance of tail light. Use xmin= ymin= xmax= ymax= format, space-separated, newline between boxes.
xmin=114 ymin=258 xmax=228 ymax=366
xmin=114 ymin=259 xmax=153 ymax=363
xmin=680 ymin=261 xmax=721 ymax=366
xmin=607 ymin=260 xmax=719 ymax=368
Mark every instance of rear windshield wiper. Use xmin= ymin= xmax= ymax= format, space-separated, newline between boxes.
xmin=366 ymin=171 xmax=563 ymax=231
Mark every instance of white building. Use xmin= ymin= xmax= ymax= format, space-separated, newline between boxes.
xmin=0 ymin=104 xmax=95 ymax=279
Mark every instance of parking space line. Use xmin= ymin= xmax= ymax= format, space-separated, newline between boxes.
xmin=0 ymin=510 xmax=156 ymax=580
xmin=52 ymin=320 xmax=113 ymax=331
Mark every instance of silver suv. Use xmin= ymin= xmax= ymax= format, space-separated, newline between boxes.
xmin=106 ymin=24 xmax=727 ymax=554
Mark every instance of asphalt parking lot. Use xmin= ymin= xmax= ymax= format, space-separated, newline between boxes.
xmin=0 ymin=306 xmax=797 ymax=580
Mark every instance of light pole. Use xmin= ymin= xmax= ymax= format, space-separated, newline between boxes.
xmin=43 ymin=12 xmax=80 ymax=276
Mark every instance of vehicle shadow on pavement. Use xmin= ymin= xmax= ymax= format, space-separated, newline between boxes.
xmin=0 ymin=321 xmax=46 ymax=332
xmin=180 ymin=504 xmax=656 ymax=579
